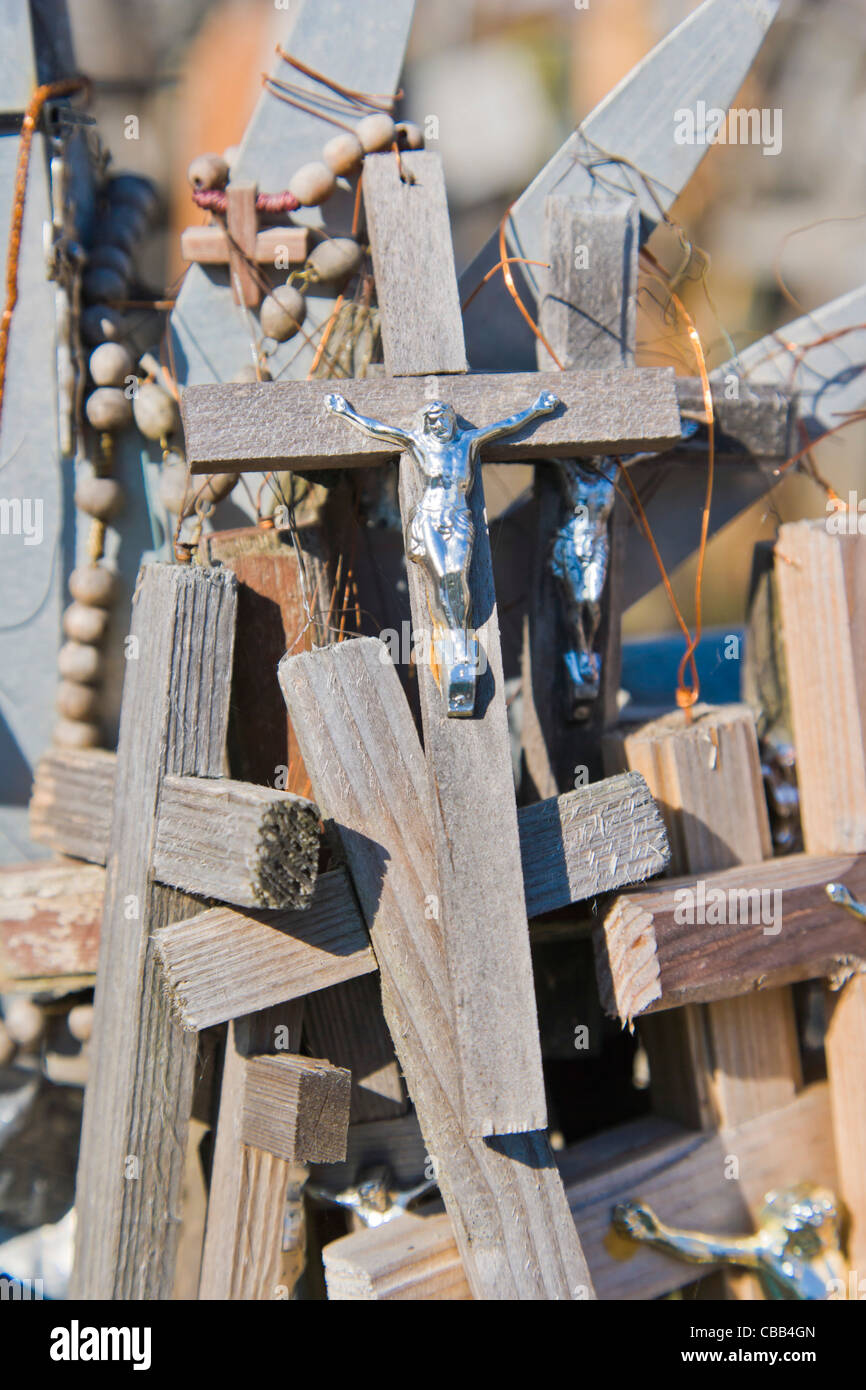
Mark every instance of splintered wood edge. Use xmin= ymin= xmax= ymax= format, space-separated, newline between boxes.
xmin=593 ymin=895 xmax=661 ymax=1028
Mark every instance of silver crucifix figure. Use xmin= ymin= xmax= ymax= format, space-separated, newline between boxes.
xmin=549 ymin=457 xmax=618 ymax=719
xmin=325 ymin=389 xmax=560 ymax=716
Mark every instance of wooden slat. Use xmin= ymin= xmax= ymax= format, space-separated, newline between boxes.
xmin=153 ymin=774 xmax=320 ymax=910
xmin=154 ymin=867 xmax=376 ymax=1030
xmin=242 ymin=1054 xmax=351 ymax=1163
xmin=279 ymin=636 xmax=594 ymax=1299
xmin=180 ymin=225 xmax=309 ymax=266
xmin=71 ymin=564 xmax=237 ymax=1300
xmin=182 ymin=369 xmax=681 ymax=474
xmin=776 ymin=520 xmax=866 ymax=1275
xmin=0 ymin=861 xmax=103 ymax=981
xmin=304 ymin=975 xmax=409 ymax=1123
xmin=596 ymin=850 xmax=866 ymax=1022
xmin=363 ymin=152 xmax=466 ymax=377
xmin=29 ymin=747 xmax=115 ymax=864
xmin=225 ymin=181 xmax=259 ymax=307
xmin=323 ymin=1084 xmax=834 ymax=1301
xmin=199 ymin=1004 xmax=304 ymax=1300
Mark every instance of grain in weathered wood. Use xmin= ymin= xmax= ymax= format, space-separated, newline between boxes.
xmin=153 ymin=775 xmax=320 ymax=910
xmin=199 ymin=1004 xmax=304 ymax=1300
xmin=242 ymin=1054 xmax=351 ymax=1163
xmin=517 ymin=770 xmax=668 ymax=914
xmin=304 ymin=975 xmax=409 ymax=1123
xmin=72 ymin=564 xmax=237 ymax=1300
xmin=279 ymin=637 xmax=594 ymax=1299
xmin=0 ymin=861 xmax=103 ymax=982
xmin=610 ymin=702 xmax=801 ymax=1150
xmin=182 ymin=369 xmax=681 ymax=474
xmin=398 ymin=424 xmax=546 ymax=1135
xmin=362 ymin=152 xmax=467 ymax=377
xmin=309 ymin=1112 xmax=428 ymax=1192
xmin=596 ymin=850 xmax=866 ymax=1022
xmin=776 ymin=520 xmax=866 ymax=1274
xmin=29 ymin=747 xmax=115 ymax=864
xmin=154 ymin=867 xmax=376 ymax=1030
xmin=324 ymin=1083 xmax=833 ymax=1301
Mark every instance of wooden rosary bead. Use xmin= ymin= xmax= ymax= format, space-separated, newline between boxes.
xmin=4 ymin=997 xmax=45 ymax=1048
xmin=132 ymin=381 xmax=179 ymax=440
xmin=307 ymin=236 xmax=364 ymax=285
xmin=89 ymin=342 xmax=134 ymax=388
xmin=231 ymin=363 xmax=272 ymax=383
xmin=75 ymin=474 xmax=124 ymax=520
xmin=288 ymin=161 xmax=336 ymax=207
xmin=67 ymin=1004 xmax=94 ymax=1043
xmin=198 ymin=472 xmax=239 ymax=505
xmin=260 ymin=284 xmax=306 ymax=342
xmin=53 ymin=717 xmax=101 ymax=750
xmin=56 ymin=679 xmax=100 ymax=722
xmin=58 ymin=641 xmax=103 ymax=684
xmin=396 ymin=121 xmax=424 ymax=150
xmin=158 ymin=459 xmax=191 ymax=515
xmin=80 ymin=304 xmax=124 ymax=346
xmin=69 ymin=564 xmax=116 ymax=607
xmin=83 ymin=266 xmax=127 ymax=302
xmin=97 ymin=217 xmax=140 ymax=255
xmin=0 ymin=1019 xmax=14 ymax=1066
xmin=84 ymin=387 xmax=133 ymax=433
xmin=63 ymin=601 xmax=109 ymax=644
xmin=322 ymin=131 xmax=364 ymax=176
xmin=223 ymin=145 xmax=240 ymax=171
xmin=357 ymin=112 xmax=396 ymax=152
xmin=187 ymin=153 xmax=230 ymax=192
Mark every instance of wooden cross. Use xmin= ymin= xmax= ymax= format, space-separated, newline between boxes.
xmin=183 ymin=149 xmax=681 ymax=1143
xmin=54 ymin=564 xmax=350 ymax=1299
xmin=180 ymin=181 xmax=310 ymax=308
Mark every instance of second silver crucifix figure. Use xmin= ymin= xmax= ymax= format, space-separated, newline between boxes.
xmin=325 ymin=389 xmax=560 ymax=716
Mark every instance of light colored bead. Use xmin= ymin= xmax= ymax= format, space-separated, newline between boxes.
xmin=357 ymin=113 xmax=396 ymax=153
xmin=53 ymin=717 xmax=101 ymax=750
xmin=396 ymin=121 xmax=424 ymax=150
xmin=84 ymin=387 xmax=133 ymax=432
xmin=89 ymin=342 xmax=133 ymax=388
xmin=4 ymin=997 xmax=44 ymax=1048
xmin=133 ymin=381 xmax=179 ymax=440
xmin=58 ymin=641 xmax=102 ymax=684
xmin=307 ymin=237 xmax=364 ymax=285
xmin=158 ymin=459 xmax=190 ymax=515
xmin=288 ymin=161 xmax=337 ymax=207
xmin=322 ymin=131 xmax=364 ymax=176
xmin=75 ymin=474 xmax=124 ymax=520
xmin=83 ymin=266 xmax=127 ymax=302
xmin=260 ymin=285 xmax=306 ymax=342
xmin=69 ymin=564 xmax=116 ymax=607
xmin=0 ymin=1019 xmax=14 ymax=1066
xmin=67 ymin=1004 xmax=94 ymax=1043
xmin=56 ymin=679 xmax=100 ymax=721
xmin=80 ymin=305 xmax=124 ymax=346
xmin=187 ymin=153 xmax=229 ymax=192
xmin=231 ymin=364 xmax=271 ymax=383
xmin=223 ymin=144 xmax=240 ymax=170
xmin=63 ymin=601 xmax=109 ymax=644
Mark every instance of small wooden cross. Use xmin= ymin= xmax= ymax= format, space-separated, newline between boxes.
xmin=180 ymin=180 xmax=310 ymax=308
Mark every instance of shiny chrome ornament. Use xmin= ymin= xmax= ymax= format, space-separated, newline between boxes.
xmin=325 ymin=389 xmax=560 ymax=715
xmin=306 ymin=1164 xmax=438 ymax=1229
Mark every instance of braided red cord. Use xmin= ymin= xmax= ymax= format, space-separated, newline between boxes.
xmin=191 ymin=188 xmax=300 ymax=213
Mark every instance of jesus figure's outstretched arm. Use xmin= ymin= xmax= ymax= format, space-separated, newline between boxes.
xmin=324 ymin=392 xmax=414 ymax=451
xmin=469 ymin=390 xmax=561 ymax=446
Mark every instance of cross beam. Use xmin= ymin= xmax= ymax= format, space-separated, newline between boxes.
xmin=182 ymin=368 xmax=682 ymax=474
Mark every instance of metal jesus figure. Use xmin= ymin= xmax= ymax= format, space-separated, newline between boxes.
xmin=549 ymin=457 xmax=618 ymax=719
xmin=325 ymin=389 xmax=560 ymax=715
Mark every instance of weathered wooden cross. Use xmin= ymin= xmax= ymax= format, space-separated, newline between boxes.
xmin=180 ymin=182 xmax=310 ymax=308
xmin=183 ymin=148 xmax=682 ymax=1148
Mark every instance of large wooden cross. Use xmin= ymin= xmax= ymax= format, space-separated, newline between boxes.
xmin=183 ymin=149 xmax=681 ymax=1143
